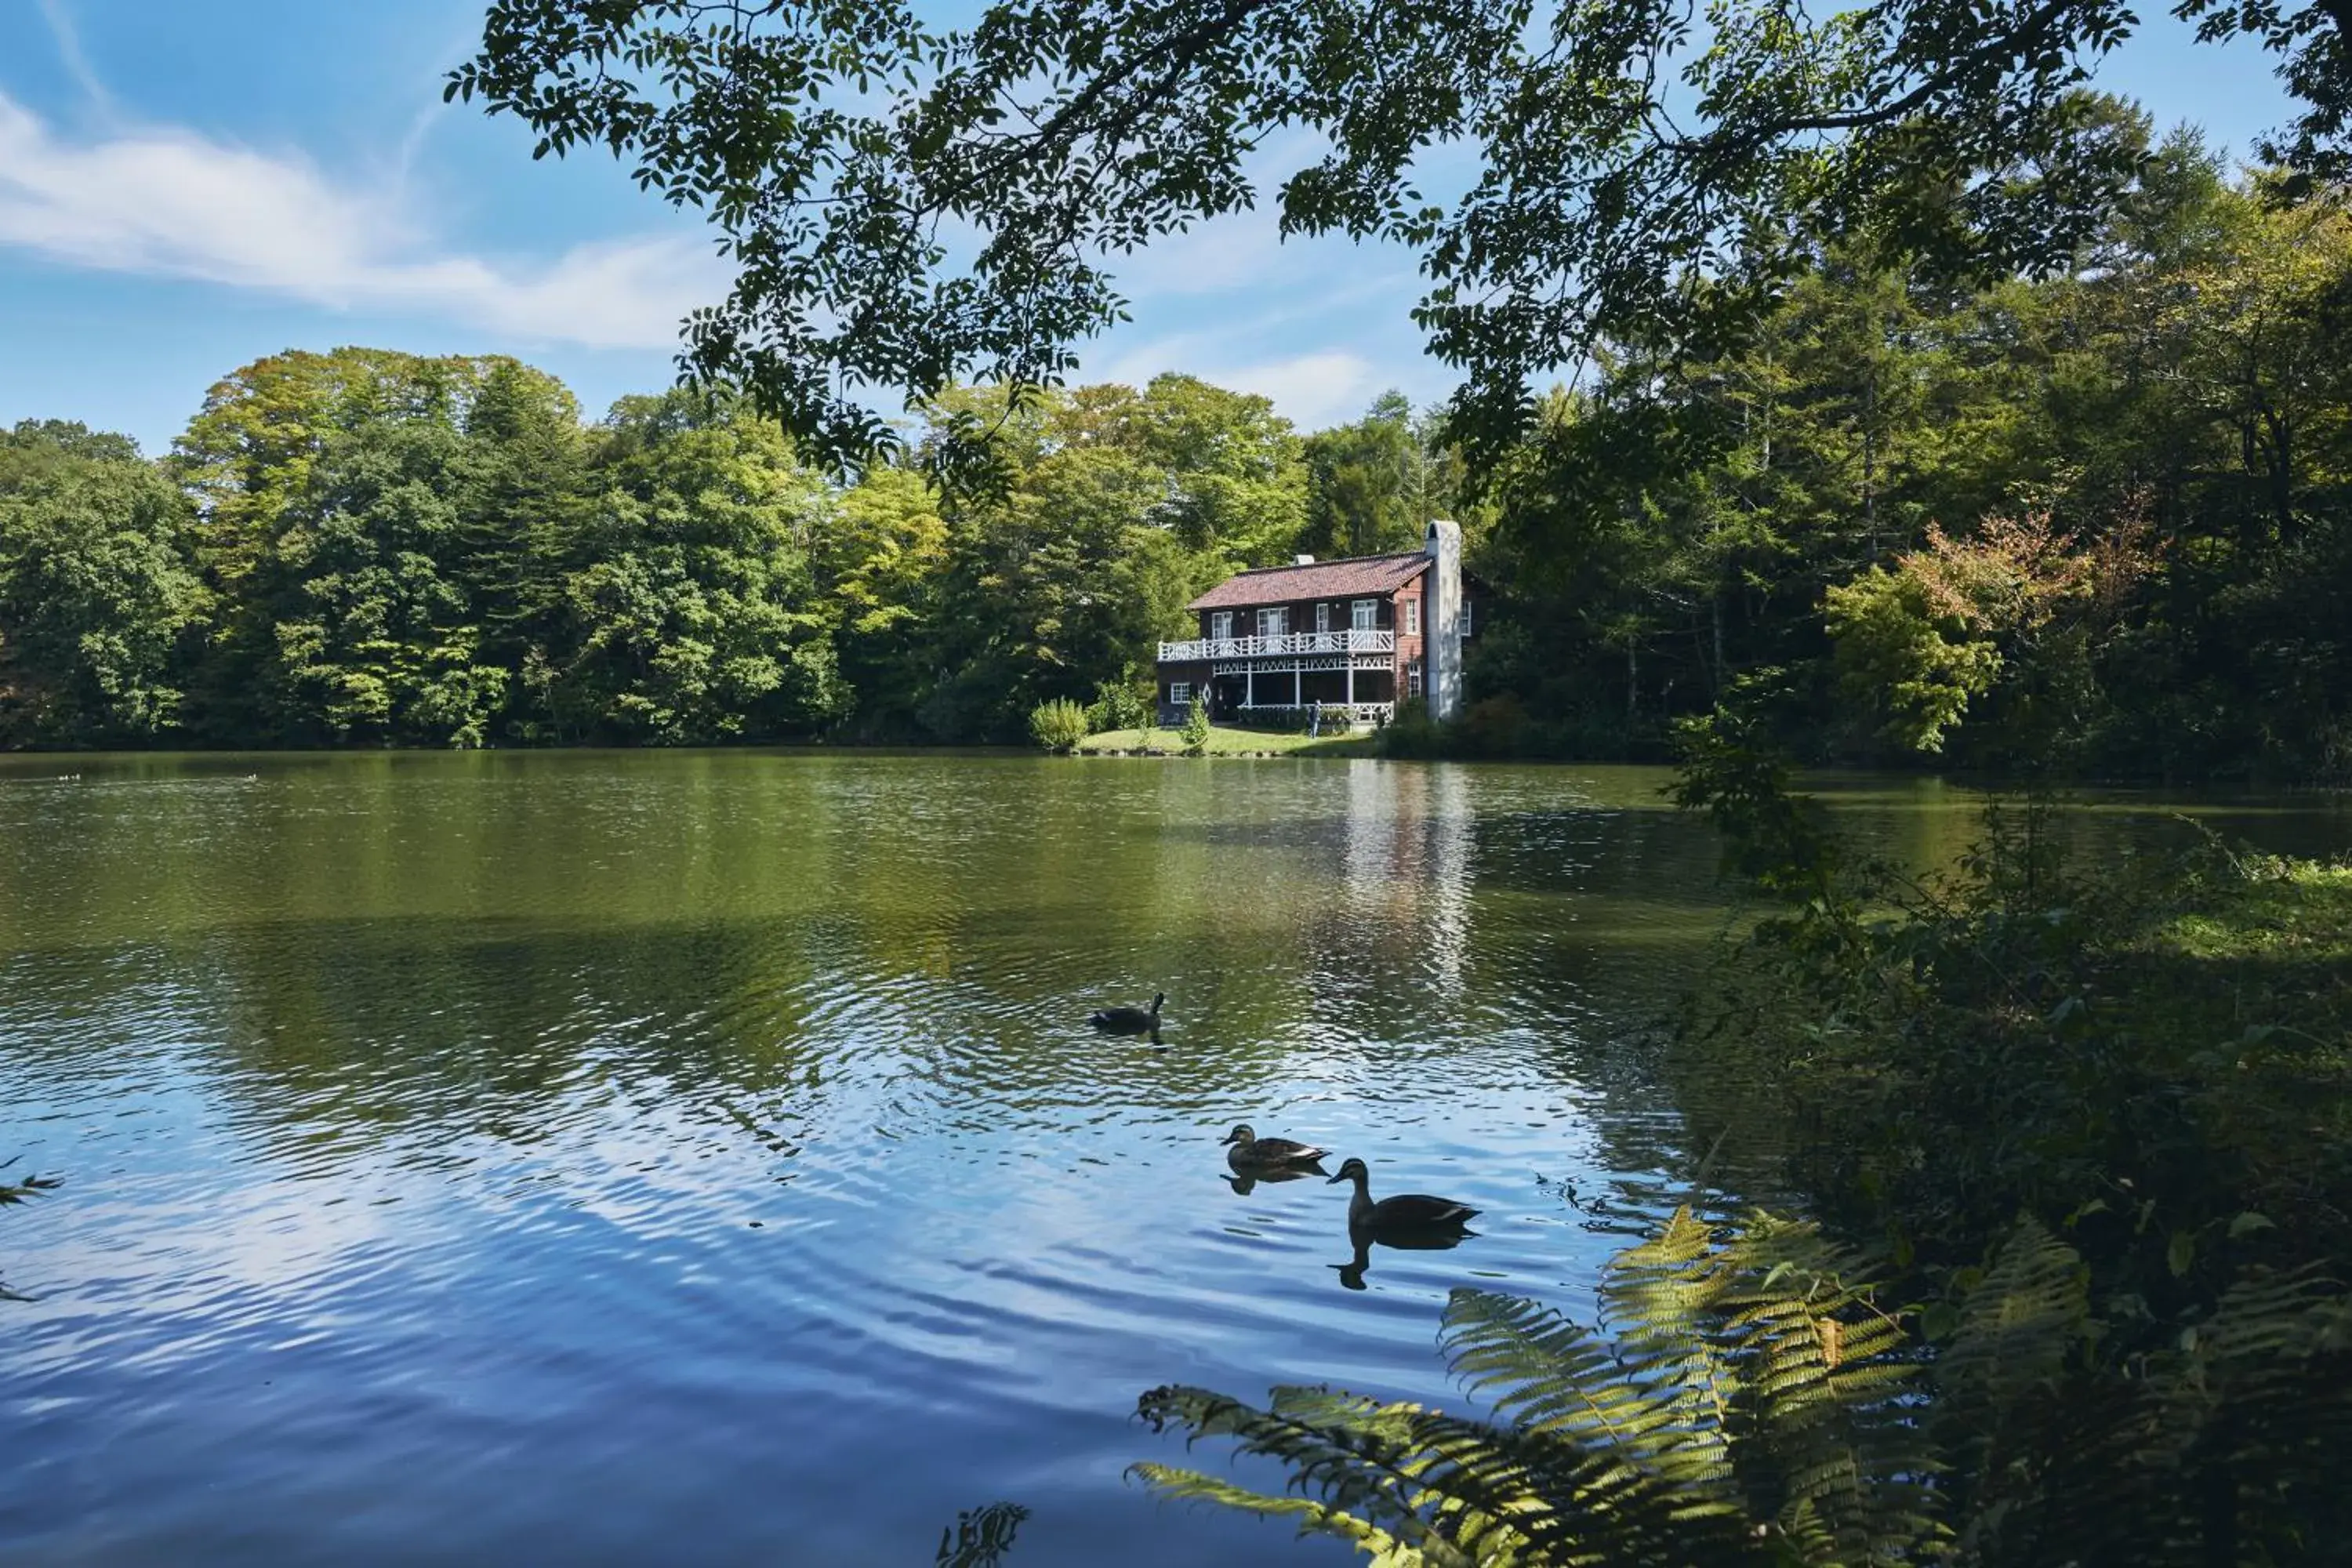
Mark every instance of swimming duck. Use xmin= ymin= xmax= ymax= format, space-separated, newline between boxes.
xmin=1221 ymin=1123 xmax=1329 ymax=1171
xmin=1327 ymin=1157 xmax=1479 ymax=1231
xmin=1089 ymin=992 xmax=1163 ymax=1033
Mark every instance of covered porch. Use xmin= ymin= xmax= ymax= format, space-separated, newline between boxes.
xmin=1211 ymin=659 xmax=1395 ymax=726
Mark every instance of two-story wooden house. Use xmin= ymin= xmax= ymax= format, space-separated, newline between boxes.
xmin=1156 ymin=519 xmax=1472 ymax=726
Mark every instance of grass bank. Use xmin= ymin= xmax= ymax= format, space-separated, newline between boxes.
xmin=1074 ymin=724 xmax=1377 ymax=757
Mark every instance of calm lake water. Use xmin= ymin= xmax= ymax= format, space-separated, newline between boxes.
xmin=2 ymin=753 xmax=2343 ymax=1565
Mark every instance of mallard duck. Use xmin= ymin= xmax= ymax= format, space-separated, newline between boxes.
xmin=1327 ymin=1157 xmax=1479 ymax=1230
xmin=1221 ymin=1123 xmax=1329 ymax=1171
xmin=1089 ymin=992 xmax=1163 ymax=1033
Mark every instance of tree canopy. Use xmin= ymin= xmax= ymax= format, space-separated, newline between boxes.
xmin=5 ymin=132 xmax=2347 ymax=780
xmin=452 ymin=0 xmax=2352 ymax=470
xmin=4 ymin=349 xmax=1423 ymax=750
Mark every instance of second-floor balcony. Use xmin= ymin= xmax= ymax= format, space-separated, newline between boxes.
xmin=1157 ymin=628 xmax=1396 ymax=662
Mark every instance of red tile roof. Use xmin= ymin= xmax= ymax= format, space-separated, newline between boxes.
xmin=1187 ymin=550 xmax=1429 ymax=611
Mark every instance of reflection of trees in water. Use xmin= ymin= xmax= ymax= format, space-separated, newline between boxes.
xmin=0 ymin=755 xmax=1753 ymax=1199
xmin=9 ymin=755 xmax=2296 ymax=1221
xmin=210 ymin=916 xmax=829 ymax=1116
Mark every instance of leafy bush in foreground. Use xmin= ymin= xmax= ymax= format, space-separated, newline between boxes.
xmin=1138 ymin=1207 xmax=1936 ymax=1566
xmin=1138 ymin=1203 xmax=2352 ymax=1566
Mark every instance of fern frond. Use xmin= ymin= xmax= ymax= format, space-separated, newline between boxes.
xmin=1937 ymin=1218 xmax=2087 ymax=1423
xmin=932 ymin=1501 xmax=1029 ymax=1568
xmin=1408 ymin=1406 xmax=1762 ymax=1565
xmin=2149 ymin=1265 xmax=2352 ymax=1478
xmin=1127 ymin=1463 xmax=1432 ymax=1566
xmin=1139 ymin=1208 xmax=1952 ymax=1566
xmin=1138 ymin=1384 xmax=1456 ymax=1553
xmin=1710 ymin=1219 xmax=1944 ymax=1562
xmin=1138 ymin=1382 xmax=1761 ymax=1566
xmin=1441 ymin=1290 xmax=1715 ymax=1479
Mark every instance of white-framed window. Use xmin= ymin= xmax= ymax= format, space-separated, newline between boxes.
xmin=1315 ymin=601 xmax=1331 ymax=633
xmin=1351 ymin=599 xmax=1377 ymax=631
xmin=1405 ymin=597 xmax=1420 ymax=636
xmin=1210 ymin=611 xmax=1234 ymax=641
xmin=1408 ymin=663 xmax=1424 ymax=697
xmin=1170 ymin=682 xmax=1190 ymax=704
xmin=1257 ymin=607 xmax=1288 ymax=638
xmin=1457 ymin=602 xmax=1474 ymax=637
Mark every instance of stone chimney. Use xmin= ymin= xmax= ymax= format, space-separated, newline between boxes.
xmin=1424 ymin=520 xmax=1463 ymax=720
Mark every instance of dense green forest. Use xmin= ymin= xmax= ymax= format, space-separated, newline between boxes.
xmin=3 ymin=118 xmax=2347 ymax=778
xmin=0 ymin=351 xmax=1446 ymax=751
xmin=1468 ymin=121 xmax=2352 ymax=782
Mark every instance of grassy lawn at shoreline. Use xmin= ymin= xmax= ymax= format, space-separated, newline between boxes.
xmin=1073 ymin=724 xmax=1377 ymax=757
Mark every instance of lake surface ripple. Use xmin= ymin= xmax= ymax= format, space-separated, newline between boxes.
xmin=0 ymin=753 xmax=2339 ymax=1564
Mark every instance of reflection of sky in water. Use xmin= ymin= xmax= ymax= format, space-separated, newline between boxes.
xmin=0 ymin=755 xmax=2343 ymax=1565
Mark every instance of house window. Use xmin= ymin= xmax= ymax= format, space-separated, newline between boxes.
xmin=1351 ymin=599 xmax=1377 ymax=631
xmin=1408 ymin=663 xmax=1424 ymax=697
xmin=1210 ymin=611 xmax=1234 ymax=641
xmin=1257 ymin=607 xmax=1288 ymax=638
xmin=1405 ymin=597 xmax=1420 ymax=636
xmin=1457 ymin=601 xmax=1474 ymax=637
xmin=1315 ymin=601 xmax=1331 ymax=633
xmin=1170 ymin=682 xmax=1190 ymax=704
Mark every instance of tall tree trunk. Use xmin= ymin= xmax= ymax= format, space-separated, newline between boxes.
xmin=1863 ymin=366 xmax=1879 ymax=563
xmin=1711 ymin=591 xmax=1726 ymax=698
xmin=2262 ymin=405 xmax=2295 ymax=544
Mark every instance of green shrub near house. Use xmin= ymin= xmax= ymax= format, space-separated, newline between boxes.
xmin=1179 ymin=695 xmax=1210 ymax=756
xmin=1027 ymin=698 xmax=1091 ymax=753
xmin=1087 ymin=675 xmax=1153 ymax=734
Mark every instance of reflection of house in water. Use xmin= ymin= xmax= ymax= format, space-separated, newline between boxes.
xmin=1334 ymin=762 xmax=1474 ymax=995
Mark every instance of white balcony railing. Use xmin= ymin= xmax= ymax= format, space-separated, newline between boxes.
xmin=1157 ymin=628 xmax=1396 ymax=662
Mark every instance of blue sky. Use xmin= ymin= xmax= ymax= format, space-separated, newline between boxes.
xmin=0 ymin=0 xmax=2301 ymax=456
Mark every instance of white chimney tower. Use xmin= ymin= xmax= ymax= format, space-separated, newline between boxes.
xmin=1424 ymin=519 xmax=1464 ymax=720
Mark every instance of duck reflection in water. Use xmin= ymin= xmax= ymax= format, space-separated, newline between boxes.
xmin=1224 ymin=1164 xmax=1323 ymax=1196
xmin=1330 ymin=1222 xmax=1476 ymax=1290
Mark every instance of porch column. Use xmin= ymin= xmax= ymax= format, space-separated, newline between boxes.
xmin=1247 ymin=667 xmax=1256 ymax=707
xmin=1346 ymin=662 xmax=1355 ymax=710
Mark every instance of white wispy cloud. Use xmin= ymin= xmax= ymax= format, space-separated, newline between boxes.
xmin=1221 ymin=350 xmax=1384 ymax=427
xmin=35 ymin=0 xmax=114 ymax=118
xmin=0 ymin=93 xmax=727 ymax=350
xmin=1102 ymin=208 xmax=1295 ymax=299
xmin=1093 ymin=332 xmax=1388 ymax=427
